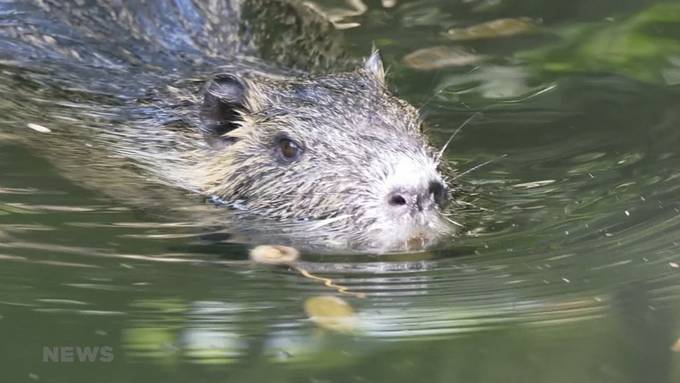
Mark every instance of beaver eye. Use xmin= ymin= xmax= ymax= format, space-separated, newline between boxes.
xmin=275 ymin=137 xmax=302 ymax=163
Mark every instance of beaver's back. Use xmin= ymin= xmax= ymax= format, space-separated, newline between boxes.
xmin=0 ymin=0 xmax=348 ymax=81
xmin=0 ymin=0 xmax=348 ymax=205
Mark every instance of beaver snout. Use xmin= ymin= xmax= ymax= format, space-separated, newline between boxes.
xmin=386 ymin=180 xmax=448 ymax=214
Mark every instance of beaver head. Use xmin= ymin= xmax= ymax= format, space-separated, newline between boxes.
xmin=196 ymin=52 xmax=455 ymax=252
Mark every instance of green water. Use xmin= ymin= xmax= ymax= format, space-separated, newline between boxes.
xmin=2 ymin=0 xmax=680 ymax=382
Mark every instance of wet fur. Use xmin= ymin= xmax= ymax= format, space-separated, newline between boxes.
xmin=0 ymin=0 xmax=455 ymax=251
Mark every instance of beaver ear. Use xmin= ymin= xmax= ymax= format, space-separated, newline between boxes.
xmin=200 ymin=74 xmax=248 ymax=148
xmin=364 ymin=49 xmax=385 ymax=85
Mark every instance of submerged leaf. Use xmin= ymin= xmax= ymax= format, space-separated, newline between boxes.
xmin=403 ymin=46 xmax=485 ymax=70
xmin=446 ymin=18 xmax=537 ymax=41
xmin=304 ymin=295 xmax=356 ymax=333
xmin=517 ymin=3 xmax=680 ymax=84
xmin=672 ymin=337 xmax=680 ymax=352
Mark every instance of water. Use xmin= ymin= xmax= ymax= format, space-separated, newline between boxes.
xmin=2 ymin=0 xmax=680 ymax=382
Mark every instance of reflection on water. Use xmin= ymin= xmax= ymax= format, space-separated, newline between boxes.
xmin=2 ymin=0 xmax=680 ymax=382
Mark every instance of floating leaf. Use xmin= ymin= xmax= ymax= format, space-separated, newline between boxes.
xmin=26 ymin=123 xmax=51 ymax=133
xmin=250 ymin=245 xmax=300 ymax=265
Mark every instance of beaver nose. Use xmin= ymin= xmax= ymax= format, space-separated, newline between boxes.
xmin=387 ymin=181 xmax=448 ymax=212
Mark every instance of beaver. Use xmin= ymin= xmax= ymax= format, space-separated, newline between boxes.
xmin=0 ymin=0 xmax=457 ymax=252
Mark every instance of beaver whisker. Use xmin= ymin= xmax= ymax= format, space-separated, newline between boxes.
xmin=209 ymin=194 xmax=353 ymax=222
xmin=456 ymin=200 xmax=495 ymax=212
xmin=451 ymin=154 xmax=508 ymax=180
xmin=417 ymin=88 xmax=445 ymax=113
xmin=303 ymin=214 xmax=353 ymax=229
xmin=436 ymin=112 xmax=481 ymax=163
xmin=441 ymin=215 xmax=464 ymax=227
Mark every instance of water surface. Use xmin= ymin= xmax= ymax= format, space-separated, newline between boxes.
xmin=1 ymin=0 xmax=680 ymax=382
